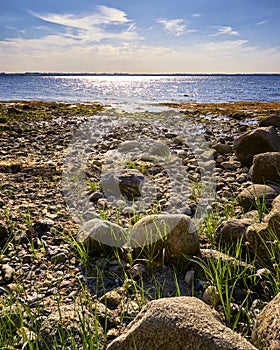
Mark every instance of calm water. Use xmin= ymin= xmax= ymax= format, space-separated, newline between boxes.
xmin=0 ymin=74 xmax=279 ymax=111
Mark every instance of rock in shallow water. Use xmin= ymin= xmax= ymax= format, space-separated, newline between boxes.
xmin=258 ymin=114 xmax=280 ymax=127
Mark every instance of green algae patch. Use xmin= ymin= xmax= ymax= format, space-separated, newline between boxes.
xmin=158 ymin=101 xmax=280 ymax=119
xmin=0 ymin=100 xmax=104 ymax=123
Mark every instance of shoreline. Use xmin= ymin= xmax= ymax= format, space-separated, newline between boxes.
xmin=0 ymin=100 xmax=279 ymax=348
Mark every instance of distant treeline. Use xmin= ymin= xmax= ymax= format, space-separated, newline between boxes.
xmin=1 ymin=72 xmax=280 ymax=77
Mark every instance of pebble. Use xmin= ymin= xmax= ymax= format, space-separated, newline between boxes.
xmin=1 ymin=264 xmax=15 ymax=283
xmin=184 ymin=270 xmax=195 ymax=286
xmin=202 ymin=285 xmax=221 ymax=306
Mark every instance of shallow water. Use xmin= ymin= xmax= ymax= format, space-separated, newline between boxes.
xmin=0 ymin=74 xmax=279 ymax=112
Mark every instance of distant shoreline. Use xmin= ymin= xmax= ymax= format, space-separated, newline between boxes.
xmin=1 ymin=72 xmax=280 ymax=77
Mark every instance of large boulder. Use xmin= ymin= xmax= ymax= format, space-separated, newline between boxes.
xmin=130 ymin=214 xmax=199 ymax=261
xmin=251 ymin=292 xmax=280 ymax=350
xmin=259 ymin=114 xmax=280 ymax=128
xmin=238 ymin=184 xmax=279 ymax=211
xmin=107 ymin=297 xmax=257 ymax=350
xmin=251 ymin=152 xmax=280 ymax=185
xmin=39 ymin=303 xmax=104 ymax=350
xmin=233 ymin=127 xmax=280 ymax=167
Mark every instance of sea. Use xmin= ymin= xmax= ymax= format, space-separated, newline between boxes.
xmin=0 ymin=74 xmax=280 ymax=112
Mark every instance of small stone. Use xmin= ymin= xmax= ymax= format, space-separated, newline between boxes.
xmin=100 ymin=290 xmax=123 ymax=307
xmin=50 ymin=252 xmax=68 ymax=264
xmin=184 ymin=270 xmax=195 ymax=286
xmin=89 ymin=191 xmax=104 ymax=202
xmin=221 ymin=161 xmax=241 ymax=170
xmin=1 ymin=264 xmax=14 ymax=283
xmin=0 ymin=221 xmax=8 ymax=242
xmin=202 ymin=285 xmax=220 ymax=307
xmin=130 ymin=264 xmax=147 ymax=279
xmin=97 ymin=198 xmax=108 ymax=208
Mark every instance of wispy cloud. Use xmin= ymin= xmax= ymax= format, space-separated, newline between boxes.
xmin=210 ymin=26 xmax=239 ymax=36
xmin=156 ymin=18 xmax=186 ymax=36
xmin=199 ymin=39 xmax=248 ymax=53
xmin=29 ymin=6 xmax=143 ymax=43
xmin=192 ymin=13 xmax=201 ymax=18
xmin=30 ymin=5 xmax=131 ymax=27
xmin=256 ymin=19 xmax=269 ymax=26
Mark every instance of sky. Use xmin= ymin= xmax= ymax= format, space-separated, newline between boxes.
xmin=0 ymin=0 xmax=280 ymax=73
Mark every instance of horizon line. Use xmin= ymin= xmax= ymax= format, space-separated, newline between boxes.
xmin=1 ymin=72 xmax=280 ymax=76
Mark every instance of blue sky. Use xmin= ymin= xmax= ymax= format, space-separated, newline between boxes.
xmin=1 ymin=0 xmax=280 ymax=73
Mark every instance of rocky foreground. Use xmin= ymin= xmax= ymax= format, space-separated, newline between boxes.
xmin=0 ymin=100 xmax=280 ymax=349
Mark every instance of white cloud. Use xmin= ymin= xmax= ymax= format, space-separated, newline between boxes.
xmin=199 ymin=39 xmax=248 ymax=52
xmin=211 ymin=26 xmax=239 ymax=36
xmin=156 ymin=18 xmax=186 ymax=36
xmin=192 ymin=13 xmax=201 ymax=18
xmin=256 ymin=19 xmax=269 ymax=26
xmin=0 ymin=8 xmax=279 ymax=74
xmin=1 ymin=34 xmax=280 ymax=73
xmin=28 ymin=6 xmax=142 ymax=44
xmin=30 ymin=5 xmax=131 ymax=28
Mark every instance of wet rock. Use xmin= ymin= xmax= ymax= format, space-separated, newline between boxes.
xmin=258 ymin=114 xmax=280 ymax=128
xmin=250 ymin=152 xmax=280 ymax=185
xmin=230 ymin=112 xmax=248 ymax=120
xmin=130 ymin=214 xmax=199 ymax=261
xmin=238 ymin=184 xmax=278 ymax=211
xmin=77 ymin=219 xmax=127 ymax=251
xmin=251 ymin=292 xmax=280 ymax=350
xmin=38 ymin=303 xmax=104 ymax=350
xmin=107 ymin=297 xmax=257 ymax=350
xmin=234 ymin=126 xmax=280 ymax=167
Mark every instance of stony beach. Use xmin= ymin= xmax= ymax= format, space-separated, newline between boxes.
xmin=0 ymin=100 xmax=280 ymax=349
